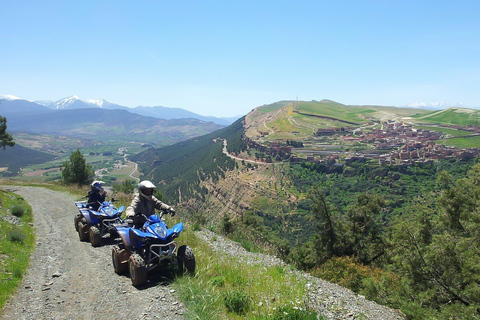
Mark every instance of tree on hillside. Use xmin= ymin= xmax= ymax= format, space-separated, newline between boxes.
xmin=346 ymin=193 xmax=386 ymax=264
xmin=0 ymin=115 xmax=15 ymax=150
xmin=388 ymin=164 xmax=480 ymax=318
xmin=112 ymin=180 xmax=136 ymax=194
xmin=61 ymin=149 xmax=94 ymax=185
xmin=308 ymin=186 xmax=339 ymax=261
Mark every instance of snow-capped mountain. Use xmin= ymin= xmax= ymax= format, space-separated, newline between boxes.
xmin=0 ymin=94 xmax=22 ymax=101
xmin=49 ymin=95 xmax=126 ymax=110
xmin=0 ymin=94 xmax=236 ymax=125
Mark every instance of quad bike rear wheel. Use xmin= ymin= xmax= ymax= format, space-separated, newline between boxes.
xmin=177 ymin=245 xmax=195 ymax=274
xmin=129 ymin=253 xmax=147 ymax=287
xmin=77 ymin=219 xmax=89 ymax=242
xmin=74 ymin=214 xmax=81 ymax=231
xmin=89 ymin=226 xmax=101 ymax=247
xmin=112 ymin=244 xmax=129 ymax=274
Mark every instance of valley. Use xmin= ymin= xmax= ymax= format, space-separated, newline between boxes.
xmin=3 ymin=99 xmax=480 ymax=319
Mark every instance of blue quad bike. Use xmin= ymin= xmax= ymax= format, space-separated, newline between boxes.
xmin=74 ymin=199 xmax=125 ymax=247
xmin=112 ymin=210 xmax=195 ymax=287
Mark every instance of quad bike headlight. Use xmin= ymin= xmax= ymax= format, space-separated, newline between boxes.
xmin=153 ymin=224 xmax=167 ymax=238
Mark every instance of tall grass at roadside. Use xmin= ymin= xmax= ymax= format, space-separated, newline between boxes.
xmin=0 ymin=189 xmax=35 ymax=310
xmin=174 ymin=228 xmax=323 ymax=319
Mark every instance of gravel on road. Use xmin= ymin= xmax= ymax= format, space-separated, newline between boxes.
xmin=0 ymin=186 xmax=185 ymax=320
xmin=1 ymin=186 xmax=405 ymax=320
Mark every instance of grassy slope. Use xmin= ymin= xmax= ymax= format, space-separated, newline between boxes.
xmin=0 ymin=188 xmax=35 ymax=309
xmin=0 ymin=144 xmax=57 ymax=177
xmin=411 ymin=107 xmax=480 ymax=126
xmin=246 ymin=100 xmax=431 ymax=143
xmin=174 ymin=229 xmax=320 ymax=319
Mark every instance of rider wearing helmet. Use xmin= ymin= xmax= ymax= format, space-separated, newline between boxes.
xmin=88 ymin=180 xmax=107 ymax=211
xmin=126 ymin=180 xmax=175 ymax=228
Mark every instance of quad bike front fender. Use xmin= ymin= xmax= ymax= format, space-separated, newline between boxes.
xmin=84 ymin=210 xmax=101 ymax=225
xmin=116 ymin=227 xmax=134 ymax=252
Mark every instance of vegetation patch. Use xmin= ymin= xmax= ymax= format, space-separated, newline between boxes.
xmin=0 ymin=189 xmax=35 ymax=310
xmin=174 ymin=229 xmax=319 ymax=319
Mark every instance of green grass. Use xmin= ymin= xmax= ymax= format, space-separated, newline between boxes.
xmin=412 ymin=108 xmax=480 ymax=126
xmin=415 ymin=125 xmax=472 ymax=136
xmin=0 ymin=188 xmax=35 ymax=309
xmin=437 ymin=136 xmax=480 ymax=148
xmin=174 ymin=228 xmax=320 ymax=319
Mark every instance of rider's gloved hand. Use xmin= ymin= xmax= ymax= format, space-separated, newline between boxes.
xmin=169 ymin=207 xmax=176 ymax=216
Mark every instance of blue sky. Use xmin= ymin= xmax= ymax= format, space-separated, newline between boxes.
xmin=1 ymin=1 xmax=479 ymax=117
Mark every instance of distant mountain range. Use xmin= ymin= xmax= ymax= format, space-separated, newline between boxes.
xmin=0 ymin=94 xmax=239 ymax=125
xmin=0 ymin=98 xmax=224 ymax=145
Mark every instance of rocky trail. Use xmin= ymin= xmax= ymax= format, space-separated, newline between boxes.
xmin=0 ymin=186 xmax=185 ymax=320
xmin=1 ymin=186 xmax=404 ymax=320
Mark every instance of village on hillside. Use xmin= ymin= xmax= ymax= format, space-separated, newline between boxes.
xmin=243 ymin=120 xmax=480 ymax=166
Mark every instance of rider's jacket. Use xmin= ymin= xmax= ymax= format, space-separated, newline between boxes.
xmin=87 ymin=189 xmax=106 ymax=211
xmin=125 ymin=193 xmax=170 ymax=218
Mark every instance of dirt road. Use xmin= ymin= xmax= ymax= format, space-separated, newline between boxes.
xmin=0 ymin=186 xmax=185 ymax=320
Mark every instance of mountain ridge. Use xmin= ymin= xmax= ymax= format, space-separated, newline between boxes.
xmin=0 ymin=94 xmax=237 ymax=125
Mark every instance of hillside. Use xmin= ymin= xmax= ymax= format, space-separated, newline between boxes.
xmin=0 ymin=144 xmax=56 ymax=176
xmin=132 ymin=117 xmax=245 ymax=202
xmin=4 ymin=107 xmax=223 ymax=145
xmin=411 ymin=107 xmax=480 ymax=126
xmin=244 ymin=99 xmax=431 ymax=142
xmin=130 ymin=100 xmax=480 ymax=318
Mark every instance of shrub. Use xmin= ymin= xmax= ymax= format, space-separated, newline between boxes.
xmin=271 ymin=305 xmax=319 ymax=320
xmin=10 ymin=205 xmax=24 ymax=217
xmin=13 ymin=267 xmax=22 ymax=279
xmin=224 ymin=290 xmax=251 ymax=315
xmin=192 ymin=222 xmax=202 ymax=231
xmin=210 ymin=276 xmax=225 ymax=287
xmin=312 ymin=256 xmax=384 ymax=293
xmin=221 ymin=214 xmax=234 ymax=235
xmin=8 ymin=229 xmax=25 ymax=244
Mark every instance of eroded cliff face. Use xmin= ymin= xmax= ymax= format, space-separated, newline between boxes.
xmin=178 ymin=161 xmax=297 ymax=230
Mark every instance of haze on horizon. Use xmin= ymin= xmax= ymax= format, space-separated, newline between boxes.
xmin=1 ymin=1 xmax=479 ymax=117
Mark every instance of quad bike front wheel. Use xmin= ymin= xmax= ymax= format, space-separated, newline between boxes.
xmin=77 ymin=219 xmax=89 ymax=242
xmin=177 ymin=245 xmax=196 ymax=274
xmin=89 ymin=226 xmax=101 ymax=247
xmin=112 ymin=244 xmax=128 ymax=274
xmin=128 ymin=253 xmax=147 ymax=287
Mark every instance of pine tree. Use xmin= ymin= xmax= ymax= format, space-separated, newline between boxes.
xmin=61 ymin=149 xmax=94 ymax=185
xmin=0 ymin=115 xmax=15 ymax=150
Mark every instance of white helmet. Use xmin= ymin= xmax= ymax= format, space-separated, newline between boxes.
xmin=91 ymin=180 xmax=105 ymax=192
xmin=138 ymin=180 xmax=155 ymax=200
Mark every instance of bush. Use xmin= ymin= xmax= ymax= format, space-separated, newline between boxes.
xmin=224 ymin=290 xmax=251 ymax=315
xmin=271 ymin=305 xmax=319 ymax=320
xmin=8 ymin=228 xmax=25 ymax=244
xmin=192 ymin=222 xmax=202 ymax=231
xmin=13 ymin=267 xmax=22 ymax=279
xmin=221 ymin=214 xmax=234 ymax=235
xmin=312 ymin=256 xmax=385 ymax=293
xmin=10 ymin=205 xmax=24 ymax=217
xmin=210 ymin=276 xmax=225 ymax=287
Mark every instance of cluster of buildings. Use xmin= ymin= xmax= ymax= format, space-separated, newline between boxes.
xmin=243 ymin=120 xmax=480 ymax=166
xmin=317 ymin=121 xmax=479 ymax=165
